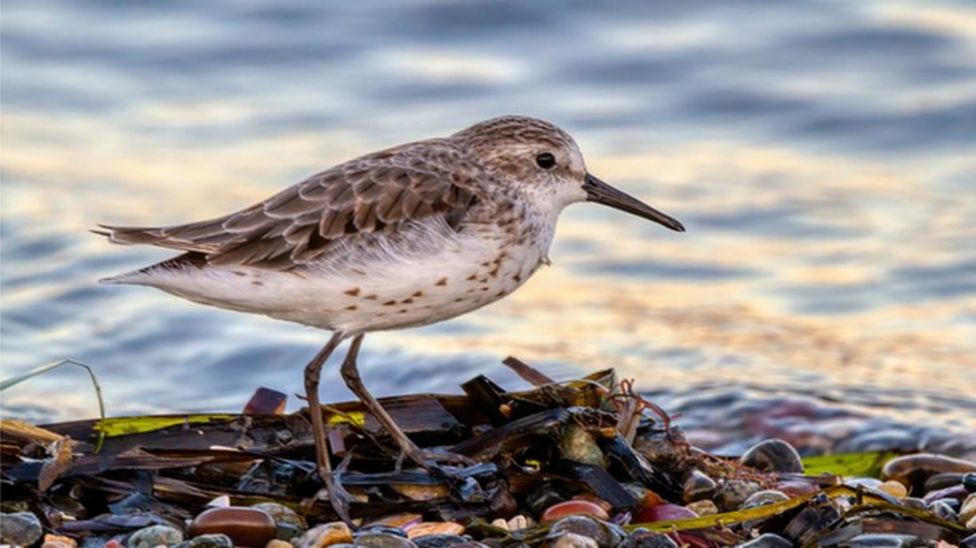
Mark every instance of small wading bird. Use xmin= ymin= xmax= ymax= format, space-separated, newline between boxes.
xmin=97 ymin=115 xmax=684 ymax=515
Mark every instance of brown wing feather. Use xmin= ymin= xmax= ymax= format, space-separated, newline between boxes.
xmin=98 ymin=141 xmax=482 ymax=270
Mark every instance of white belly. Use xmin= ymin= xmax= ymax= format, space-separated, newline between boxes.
xmin=114 ymin=227 xmax=547 ymax=335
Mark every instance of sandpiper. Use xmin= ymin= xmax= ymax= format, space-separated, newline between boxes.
xmin=97 ymin=115 xmax=684 ymax=513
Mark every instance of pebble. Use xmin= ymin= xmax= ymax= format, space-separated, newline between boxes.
xmin=190 ymin=507 xmax=277 ymax=547
xmin=127 ymin=525 xmax=183 ymax=548
xmin=0 ymin=511 xmax=43 ymax=547
xmin=266 ymin=542 xmax=295 ymax=548
xmin=845 ymin=533 xmax=924 ymax=547
xmin=900 ymin=497 xmax=926 ymax=511
xmin=507 ymin=515 xmax=531 ymax=531
xmin=876 ymin=480 xmax=907 ymax=498
xmin=411 ymin=534 xmax=470 ymax=548
xmin=924 ymin=472 xmax=964 ymax=492
xmin=714 ymin=480 xmax=762 ymax=511
xmin=559 ymin=424 xmax=608 ymax=468
xmin=546 ymin=516 xmax=627 ymax=548
xmin=681 ymin=470 xmax=717 ymax=503
xmin=368 ymin=514 xmax=423 ymax=530
xmin=739 ymin=439 xmax=804 ymax=474
xmin=178 ymin=534 xmax=234 ymax=548
xmin=251 ymin=502 xmax=306 ymax=540
xmin=774 ymin=480 xmax=819 ymax=498
xmin=546 ymin=533 xmax=598 ymax=548
xmin=295 ymin=522 xmax=353 ymax=548
xmin=741 ymin=489 xmax=790 ymax=510
xmin=541 ymin=500 xmax=610 ymax=522
xmin=633 ymin=503 xmax=697 ymax=523
xmin=881 ymin=454 xmax=976 ymax=484
xmin=736 ymin=533 xmax=793 ymax=548
xmin=354 ymin=531 xmax=417 ymax=548
xmin=392 ymin=484 xmax=451 ymax=501
xmin=42 ymin=534 xmax=78 ymax=548
xmin=922 ymin=484 xmax=968 ymax=504
xmin=967 ymin=514 xmax=976 ymax=531
xmin=960 ymin=493 xmax=976 ymax=523
xmin=964 ymin=472 xmax=976 ymax=492
xmin=406 ymin=523 xmax=465 ymax=539
xmin=623 ymin=530 xmax=679 ymax=548
xmin=684 ymin=500 xmax=718 ymax=516
xmin=927 ymin=500 xmax=957 ymax=522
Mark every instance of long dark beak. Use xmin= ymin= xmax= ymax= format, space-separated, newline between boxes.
xmin=583 ymin=173 xmax=685 ymax=232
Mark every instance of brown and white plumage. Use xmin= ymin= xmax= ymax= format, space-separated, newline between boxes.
xmin=97 ymin=116 xmax=685 ymax=511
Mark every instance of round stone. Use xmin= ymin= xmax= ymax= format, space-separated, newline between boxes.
xmin=741 ymin=490 xmax=790 ymax=510
xmin=127 ymin=525 xmax=184 ymax=548
xmin=0 ymin=512 xmax=43 ymax=547
xmin=354 ymin=532 xmax=418 ymax=548
xmin=295 ymin=522 xmax=353 ymax=548
xmin=623 ymin=529 xmax=679 ymax=548
xmin=739 ymin=439 xmax=804 ymax=474
xmin=541 ymin=500 xmax=610 ymax=523
xmin=546 ymin=532 xmax=598 ymax=548
xmin=681 ymin=470 xmax=717 ymax=503
xmin=546 ymin=516 xmax=627 ymax=548
xmin=189 ymin=507 xmax=276 ymax=547
xmin=185 ymin=534 xmax=234 ymax=547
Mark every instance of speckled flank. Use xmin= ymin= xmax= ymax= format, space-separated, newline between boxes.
xmin=101 ymin=115 xmax=590 ymax=335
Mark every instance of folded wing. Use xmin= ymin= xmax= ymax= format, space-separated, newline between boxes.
xmin=97 ymin=142 xmax=482 ymax=270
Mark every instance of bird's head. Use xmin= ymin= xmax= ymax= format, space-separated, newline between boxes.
xmin=454 ymin=115 xmax=684 ymax=232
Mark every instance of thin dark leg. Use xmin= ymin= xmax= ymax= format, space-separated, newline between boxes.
xmin=339 ymin=334 xmax=433 ymax=471
xmin=302 ymin=332 xmax=347 ymax=516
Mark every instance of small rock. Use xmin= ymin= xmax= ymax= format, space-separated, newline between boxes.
xmin=927 ymin=500 xmax=957 ymax=522
xmin=410 ymin=534 xmax=469 ymax=548
xmin=682 ymin=470 xmax=717 ymax=503
xmin=295 ymin=522 xmax=353 ymax=548
xmin=207 ymin=495 xmax=231 ymax=508
xmin=882 ymin=454 xmax=976 ymax=486
xmin=924 ymin=472 xmax=964 ymax=492
xmin=845 ymin=477 xmax=883 ymax=490
xmin=43 ymin=534 xmax=78 ymax=548
xmin=741 ymin=490 xmax=790 ymax=510
xmin=623 ymin=529 xmax=679 ymax=548
xmin=547 ymin=516 xmax=627 ymax=548
xmin=127 ymin=525 xmax=183 ymax=548
xmin=1 ymin=511 xmax=43 ymax=547
xmin=251 ymin=502 xmax=306 ymax=540
xmin=367 ymin=514 xmax=423 ymax=530
xmin=739 ymin=439 xmax=804 ymax=474
xmin=559 ymin=424 xmax=608 ymax=468
xmin=266 ymin=541 xmax=295 ymax=548
xmin=191 ymin=507 xmax=277 ymax=547
xmin=489 ymin=519 xmax=508 ymax=530
xmin=541 ymin=500 xmax=610 ymax=523
xmin=960 ymin=493 xmax=976 ymax=523
xmin=547 ymin=533 xmax=598 ymax=548
xmin=185 ymin=534 xmax=234 ymax=548
xmin=967 ymin=514 xmax=976 ymax=531
xmin=684 ymin=500 xmax=717 ymax=516
xmin=354 ymin=532 xmax=417 ymax=548
xmin=900 ymin=497 xmax=926 ymax=510
xmin=392 ymin=484 xmax=451 ymax=501
xmin=714 ymin=480 xmax=761 ymax=511
xmin=633 ymin=503 xmax=697 ymax=523
xmin=922 ymin=484 xmax=968 ymax=504
xmin=877 ymin=480 xmax=907 ymax=498
xmin=737 ymin=533 xmax=793 ymax=548
xmin=406 ymin=523 xmax=465 ymax=539
xmin=964 ymin=472 xmax=976 ymax=492
xmin=507 ymin=515 xmax=531 ymax=531
xmin=775 ymin=480 xmax=819 ymax=498
xmin=845 ymin=533 xmax=924 ymax=547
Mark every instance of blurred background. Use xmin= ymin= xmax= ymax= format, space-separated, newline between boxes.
xmin=2 ymin=0 xmax=975 ymax=455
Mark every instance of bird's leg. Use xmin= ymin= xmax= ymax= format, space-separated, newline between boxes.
xmin=339 ymin=335 xmax=464 ymax=475
xmin=302 ymin=331 xmax=351 ymax=522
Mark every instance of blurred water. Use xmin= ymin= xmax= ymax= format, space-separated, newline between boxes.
xmin=2 ymin=0 xmax=975 ymax=451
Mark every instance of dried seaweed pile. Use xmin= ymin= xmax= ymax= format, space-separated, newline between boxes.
xmin=1 ymin=361 xmax=975 ymax=547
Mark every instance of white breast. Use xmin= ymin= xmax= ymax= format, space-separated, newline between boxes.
xmin=109 ymin=218 xmax=552 ymax=335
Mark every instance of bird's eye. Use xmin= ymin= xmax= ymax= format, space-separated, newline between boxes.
xmin=535 ymin=152 xmax=556 ymax=170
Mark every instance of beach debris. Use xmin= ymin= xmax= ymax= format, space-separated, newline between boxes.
xmin=2 ymin=362 xmax=974 ymax=547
